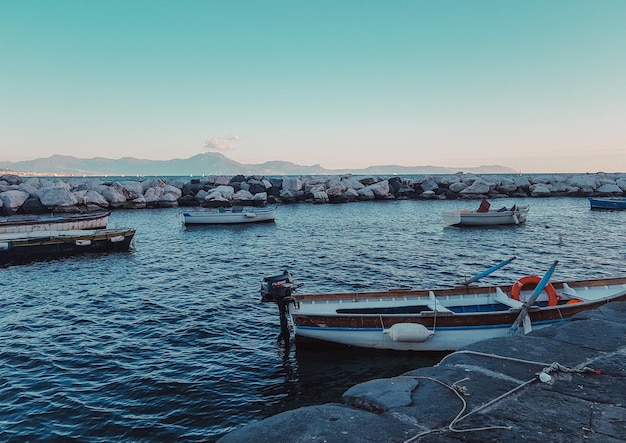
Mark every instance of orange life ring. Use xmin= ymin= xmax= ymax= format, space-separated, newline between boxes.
xmin=510 ymin=275 xmax=559 ymax=306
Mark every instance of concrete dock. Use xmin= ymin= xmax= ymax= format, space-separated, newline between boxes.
xmin=219 ymin=302 xmax=626 ymax=443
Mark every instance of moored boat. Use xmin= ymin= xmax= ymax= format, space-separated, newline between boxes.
xmin=442 ymin=200 xmax=529 ymax=226
xmin=260 ymin=264 xmax=626 ymax=351
xmin=182 ymin=206 xmax=276 ymax=225
xmin=0 ymin=228 xmax=135 ymax=266
xmin=588 ymin=196 xmax=626 ymax=210
xmin=0 ymin=211 xmax=111 ymax=234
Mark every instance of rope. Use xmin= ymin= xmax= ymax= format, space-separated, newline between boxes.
xmin=399 ymin=350 xmax=600 ymax=442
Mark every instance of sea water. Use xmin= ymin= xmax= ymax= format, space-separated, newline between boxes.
xmin=1 ymin=197 xmax=624 ymax=441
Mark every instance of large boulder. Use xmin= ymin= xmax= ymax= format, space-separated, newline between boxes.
xmin=458 ymin=178 xmax=493 ymax=196
xmin=211 ymin=185 xmax=235 ymax=200
xmin=567 ymin=175 xmax=597 ymax=192
xmin=596 ymin=183 xmax=623 ymax=195
xmin=36 ymin=186 xmax=79 ymax=207
xmin=99 ymin=187 xmax=128 ymax=206
xmin=233 ymin=189 xmax=254 ymax=202
xmin=282 ymin=177 xmax=302 ymax=192
xmin=0 ymin=174 xmax=22 ymax=185
xmin=0 ymin=190 xmax=30 ymax=214
xmin=341 ymin=177 xmax=365 ymax=190
xmin=366 ymin=180 xmax=391 ymax=198
xmin=418 ymin=177 xmax=439 ymax=193
xmin=113 ymin=181 xmax=144 ymax=199
xmin=530 ymin=184 xmax=551 ymax=196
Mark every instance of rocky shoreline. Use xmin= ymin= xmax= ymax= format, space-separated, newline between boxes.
xmin=218 ymin=302 xmax=626 ymax=443
xmin=0 ymin=172 xmax=625 ymax=215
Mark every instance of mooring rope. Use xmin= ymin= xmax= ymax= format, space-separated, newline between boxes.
xmin=399 ymin=350 xmax=600 ymax=442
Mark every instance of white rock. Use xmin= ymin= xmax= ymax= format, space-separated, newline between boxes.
xmin=341 ymin=177 xmax=365 ymax=190
xmin=367 ymin=180 xmax=391 ymax=198
xmin=211 ymin=185 xmax=235 ymax=200
xmin=36 ymin=186 xmax=79 ymax=207
xmin=459 ymin=179 xmax=493 ymax=195
xmin=596 ymin=183 xmax=622 ymax=194
xmin=233 ymin=190 xmax=254 ymax=201
xmin=449 ymin=182 xmax=468 ymax=193
xmin=567 ymin=175 xmax=597 ymax=189
xmin=357 ymin=187 xmax=375 ymax=199
xmin=312 ymin=190 xmax=329 ymax=203
xmin=0 ymin=190 xmax=30 ymax=212
xmin=282 ymin=177 xmax=302 ymax=192
xmin=529 ymin=184 xmax=551 ymax=196
xmin=100 ymin=187 xmax=129 ymax=204
xmin=253 ymin=192 xmax=268 ymax=202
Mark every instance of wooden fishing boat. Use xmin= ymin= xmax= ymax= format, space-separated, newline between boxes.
xmin=588 ymin=197 xmax=626 ymax=210
xmin=182 ymin=206 xmax=276 ymax=225
xmin=260 ymin=262 xmax=626 ymax=351
xmin=442 ymin=201 xmax=529 ymax=226
xmin=0 ymin=228 xmax=135 ymax=266
xmin=0 ymin=211 xmax=111 ymax=234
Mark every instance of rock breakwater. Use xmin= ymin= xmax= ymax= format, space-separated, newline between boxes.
xmin=0 ymin=172 xmax=625 ymax=215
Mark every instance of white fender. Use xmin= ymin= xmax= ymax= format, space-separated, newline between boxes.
xmin=383 ymin=323 xmax=434 ymax=342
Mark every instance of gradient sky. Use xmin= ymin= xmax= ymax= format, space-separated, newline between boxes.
xmin=1 ymin=0 xmax=625 ymax=173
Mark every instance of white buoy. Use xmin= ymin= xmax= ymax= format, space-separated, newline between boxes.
xmin=539 ymin=372 xmax=552 ymax=383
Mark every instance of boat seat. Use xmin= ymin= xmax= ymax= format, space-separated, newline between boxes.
xmin=561 ymin=283 xmax=589 ymax=301
xmin=493 ymin=287 xmax=524 ymax=309
xmin=427 ymin=291 xmax=454 ymax=313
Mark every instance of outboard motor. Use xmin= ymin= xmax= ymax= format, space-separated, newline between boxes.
xmin=261 ymin=270 xmax=296 ymax=345
xmin=261 ymin=270 xmax=295 ymax=303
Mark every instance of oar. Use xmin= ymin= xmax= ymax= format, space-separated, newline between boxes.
xmin=508 ymin=260 xmax=559 ymax=336
xmin=464 ymin=257 xmax=516 ymax=285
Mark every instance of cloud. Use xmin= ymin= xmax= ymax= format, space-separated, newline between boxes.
xmin=204 ymin=135 xmax=241 ymax=152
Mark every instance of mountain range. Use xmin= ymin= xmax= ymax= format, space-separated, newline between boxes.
xmin=0 ymin=153 xmax=516 ymax=176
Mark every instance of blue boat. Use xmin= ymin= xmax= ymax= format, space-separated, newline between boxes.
xmin=588 ymin=197 xmax=626 ymax=210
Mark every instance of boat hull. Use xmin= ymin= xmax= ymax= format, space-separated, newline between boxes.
xmin=0 ymin=228 xmax=135 ymax=266
xmin=589 ymin=197 xmax=626 ymax=210
xmin=287 ymin=277 xmax=626 ymax=351
xmin=182 ymin=207 xmax=276 ymax=225
xmin=0 ymin=211 xmax=111 ymax=234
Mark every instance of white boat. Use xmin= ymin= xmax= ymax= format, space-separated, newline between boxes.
xmin=0 ymin=211 xmax=111 ymax=234
xmin=260 ymin=262 xmax=626 ymax=351
xmin=0 ymin=228 xmax=135 ymax=266
xmin=182 ymin=206 xmax=276 ymax=225
xmin=443 ymin=201 xmax=529 ymax=226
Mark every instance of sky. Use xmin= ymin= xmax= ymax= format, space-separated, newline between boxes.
xmin=1 ymin=0 xmax=625 ymax=173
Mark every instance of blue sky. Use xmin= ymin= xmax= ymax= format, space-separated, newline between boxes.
xmin=1 ymin=0 xmax=625 ymax=173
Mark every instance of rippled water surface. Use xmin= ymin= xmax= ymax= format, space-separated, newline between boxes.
xmin=2 ymin=198 xmax=625 ymax=441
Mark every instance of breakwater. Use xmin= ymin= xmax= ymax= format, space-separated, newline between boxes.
xmin=0 ymin=171 xmax=625 ymax=215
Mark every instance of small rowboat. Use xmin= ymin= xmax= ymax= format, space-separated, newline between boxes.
xmin=0 ymin=228 xmax=135 ymax=266
xmin=260 ymin=261 xmax=626 ymax=352
xmin=588 ymin=197 xmax=626 ymax=210
xmin=182 ymin=206 xmax=276 ymax=225
xmin=0 ymin=211 xmax=111 ymax=234
xmin=442 ymin=200 xmax=529 ymax=226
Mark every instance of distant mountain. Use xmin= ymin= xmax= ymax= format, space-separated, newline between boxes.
xmin=0 ymin=153 xmax=517 ymax=176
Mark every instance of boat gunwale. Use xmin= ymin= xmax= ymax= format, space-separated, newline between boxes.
xmin=291 ymin=276 xmax=626 ymax=302
xmin=0 ymin=211 xmax=111 ymax=227
xmin=1 ymin=228 xmax=136 ymax=246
